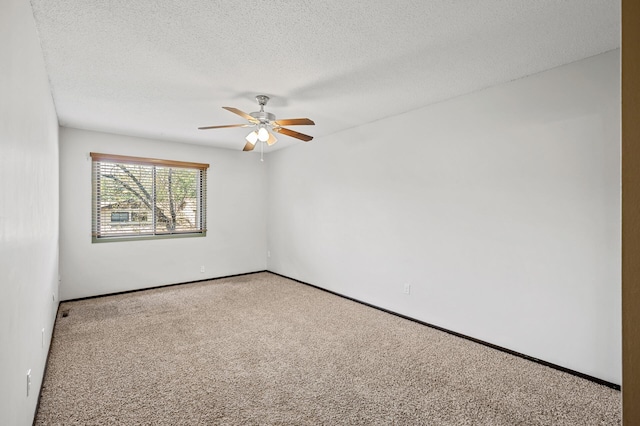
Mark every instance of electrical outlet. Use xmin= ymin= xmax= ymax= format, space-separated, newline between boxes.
xmin=403 ymin=283 xmax=411 ymax=295
xmin=267 ymin=250 xmax=271 ymax=258
xmin=200 ymin=266 xmax=205 ymax=273
xmin=26 ymin=370 xmax=31 ymax=396
xmin=41 ymin=328 xmax=45 ymax=348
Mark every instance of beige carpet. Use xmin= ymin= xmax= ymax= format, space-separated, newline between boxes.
xmin=35 ymin=272 xmax=621 ymax=425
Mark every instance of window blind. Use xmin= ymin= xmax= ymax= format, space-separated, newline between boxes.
xmin=91 ymin=153 xmax=208 ymax=240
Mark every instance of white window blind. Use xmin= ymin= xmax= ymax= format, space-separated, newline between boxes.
xmin=91 ymin=153 xmax=208 ymax=240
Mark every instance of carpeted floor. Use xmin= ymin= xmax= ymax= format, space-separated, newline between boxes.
xmin=35 ymin=272 xmax=621 ymax=425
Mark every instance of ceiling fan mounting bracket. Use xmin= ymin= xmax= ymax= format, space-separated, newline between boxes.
xmin=255 ymin=95 xmax=270 ymax=107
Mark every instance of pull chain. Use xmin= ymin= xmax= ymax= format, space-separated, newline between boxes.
xmin=260 ymin=140 xmax=264 ymax=162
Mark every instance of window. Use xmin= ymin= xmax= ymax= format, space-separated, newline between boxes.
xmin=91 ymin=153 xmax=208 ymax=241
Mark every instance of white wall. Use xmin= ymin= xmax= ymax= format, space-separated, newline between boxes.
xmin=0 ymin=0 xmax=60 ymax=424
xmin=267 ymin=50 xmax=621 ymax=384
xmin=59 ymin=128 xmax=268 ymax=300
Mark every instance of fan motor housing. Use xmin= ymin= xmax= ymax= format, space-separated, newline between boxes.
xmin=250 ymin=111 xmax=276 ymax=123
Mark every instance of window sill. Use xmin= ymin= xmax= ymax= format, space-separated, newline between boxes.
xmin=92 ymin=232 xmax=206 ymax=243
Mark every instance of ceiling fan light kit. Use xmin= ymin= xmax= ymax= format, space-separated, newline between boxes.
xmin=199 ymin=95 xmax=315 ymax=155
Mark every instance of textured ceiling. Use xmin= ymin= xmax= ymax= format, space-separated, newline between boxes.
xmin=30 ymin=0 xmax=620 ymax=152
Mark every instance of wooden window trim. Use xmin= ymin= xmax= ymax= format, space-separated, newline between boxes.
xmin=90 ymin=152 xmax=209 ymax=170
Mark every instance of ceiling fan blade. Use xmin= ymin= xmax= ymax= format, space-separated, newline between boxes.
xmin=198 ymin=123 xmax=251 ymax=130
xmin=273 ymin=127 xmax=313 ymax=142
xmin=222 ymin=107 xmax=260 ymax=124
xmin=267 ymin=132 xmax=278 ymax=146
xmin=273 ymin=118 xmax=315 ymax=126
xmin=242 ymin=141 xmax=257 ymax=152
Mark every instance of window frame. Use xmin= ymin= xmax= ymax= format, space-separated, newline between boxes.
xmin=91 ymin=152 xmax=209 ymax=243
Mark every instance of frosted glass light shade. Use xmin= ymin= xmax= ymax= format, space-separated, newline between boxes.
xmin=246 ymin=131 xmax=259 ymax=145
xmin=258 ymin=127 xmax=269 ymax=142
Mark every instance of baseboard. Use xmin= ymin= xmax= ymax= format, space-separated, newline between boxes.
xmin=267 ymin=271 xmax=621 ymax=391
xmin=61 ymin=270 xmax=268 ymax=303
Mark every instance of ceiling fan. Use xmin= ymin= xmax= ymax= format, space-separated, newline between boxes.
xmin=198 ymin=95 xmax=315 ymax=152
